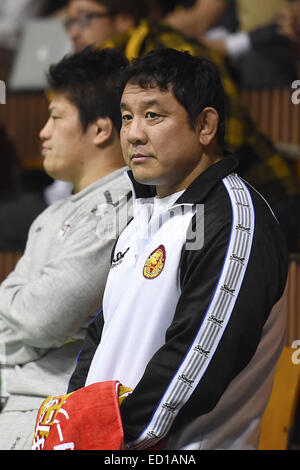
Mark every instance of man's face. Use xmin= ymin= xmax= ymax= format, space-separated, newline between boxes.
xmin=40 ymin=93 xmax=93 ymax=189
xmin=67 ymin=0 xmax=119 ymax=51
xmin=120 ymin=83 xmax=203 ymax=197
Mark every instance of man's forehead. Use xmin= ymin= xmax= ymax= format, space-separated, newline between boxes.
xmin=49 ymin=93 xmax=75 ymax=111
xmin=68 ymin=0 xmax=106 ymax=12
xmin=121 ymin=83 xmax=174 ymax=107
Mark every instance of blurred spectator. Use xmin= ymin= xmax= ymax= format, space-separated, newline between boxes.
xmin=166 ymin=0 xmax=299 ymax=88
xmin=64 ymin=0 xmax=300 ymax=251
xmin=66 ymin=0 xmax=144 ymax=52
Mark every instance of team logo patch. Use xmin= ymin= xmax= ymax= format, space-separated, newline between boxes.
xmin=143 ymin=245 xmax=166 ymax=279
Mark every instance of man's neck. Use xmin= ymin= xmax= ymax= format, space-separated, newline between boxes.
xmin=73 ymin=146 xmax=126 ymax=193
xmin=156 ymin=150 xmax=222 ymax=198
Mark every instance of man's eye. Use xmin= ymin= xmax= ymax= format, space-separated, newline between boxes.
xmin=122 ymin=114 xmax=132 ymax=122
xmin=145 ymin=112 xmax=158 ymax=118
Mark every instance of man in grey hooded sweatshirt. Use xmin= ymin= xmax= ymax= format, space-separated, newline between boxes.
xmin=0 ymin=46 xmax=131 ymax=450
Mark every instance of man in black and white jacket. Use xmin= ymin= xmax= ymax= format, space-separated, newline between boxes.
xmin=68 ymin=48 xmax=288 ymax=450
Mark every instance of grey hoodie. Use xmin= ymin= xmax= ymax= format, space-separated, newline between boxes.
xmin=0 ymin=167 xmax=131 ymax=409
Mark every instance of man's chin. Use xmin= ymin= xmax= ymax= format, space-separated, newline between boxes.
xmin=43 ymin=163 xmax=61 ymax=181
xmin=131 ymin=171 xmax=158 ymax=187
xmin=73 ymin=41 xmax=87 ymax=52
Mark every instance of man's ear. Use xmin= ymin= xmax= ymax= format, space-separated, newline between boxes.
xmin=197 ymin=107 xmax=219 ymax=146
xmin=93 ymin=117 xmax=113 ymax=146
xmin=114 ymin=13 xmax=136 ymax=34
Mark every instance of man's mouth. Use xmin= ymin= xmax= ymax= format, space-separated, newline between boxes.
xmin=131 ymin=153 xmax=154 ymax=163
xmin=75 ymin=42 xmax=86 ymax=52
xmin=41 ymin=146 xmax=51 ymax=155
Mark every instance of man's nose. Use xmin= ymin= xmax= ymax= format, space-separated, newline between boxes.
xmin=39 ymin=118 xmax=51 ymax=141
xmin=126 ymin=118 xmax=147 ymax=145
xmin=67 ymin=21 xmax=81 ymax=42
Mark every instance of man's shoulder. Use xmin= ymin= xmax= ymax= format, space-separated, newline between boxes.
xmin=83 ymin=169 xmax=131 ymax=208
xmin=190 ymin=172 xmax=280 ymax=244
xmin=31 ymin=196 xmax=68 ymax=221
xmin=99 ymin=168 xmax=131 ymax=193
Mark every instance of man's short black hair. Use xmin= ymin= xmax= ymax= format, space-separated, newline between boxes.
xmin=158 ymin=0 xmax=195 ymax=15
xmin=47 ymin=46 xmax=128 ymax=132
xmin=121 ymin=48 xmax=227 ymax=147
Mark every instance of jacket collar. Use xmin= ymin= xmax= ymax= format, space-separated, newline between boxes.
xmin=126 ymin=153 xmax=238 ymax=204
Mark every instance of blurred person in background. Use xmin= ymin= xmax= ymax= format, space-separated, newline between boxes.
xmin=166 ymin=0 xmax=299 ymax=88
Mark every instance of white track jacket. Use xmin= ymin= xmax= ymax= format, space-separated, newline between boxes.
xmin=68 ymin=155 xmax=288 ymax=450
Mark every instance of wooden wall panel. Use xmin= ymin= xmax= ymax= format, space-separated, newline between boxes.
xmin=0 ymin=88 xmax=299 ymax=169
xmin=286 ymin=254 xmax=300 ymax=347
xmin=0 ymin=92 xmax=49 ymax=168
xmin=0 ymin=250 xmax=22 ymax=283
xmin=241 ymin=88 xmax=300 ymax=147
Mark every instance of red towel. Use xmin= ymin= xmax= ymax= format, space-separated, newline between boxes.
xmin=31 ymin=381 xmax=130 ymax=450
